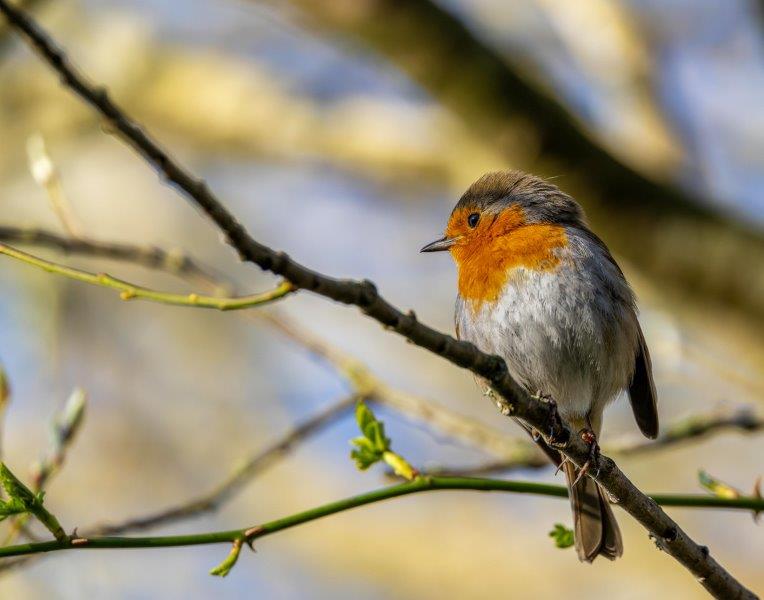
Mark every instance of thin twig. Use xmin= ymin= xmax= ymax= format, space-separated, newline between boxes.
xmin=260 ymin=313 xmax=529 ymax=458
xmin=0 ymin=364 xmax=9 ymax=460
xmin=0 ymin=226 xmax=231 ymax=292
xmin=3 ymin=389 xmax=87 ymax=545
xmin=428 ymin=406 xmax=764 ymax=476
xmin=613 ymin=406 xmax=764 ymax=455
xmin=0 ymin=464 xmax=66 ymax=542
xmin=75 ymin=395 xmax=764 ymax=537
xmin=0 ymin=243 xmax=295 ymax=311
xmin=26 ymin=133 xmax=83 ymax=238
xmin=0 ymin=476 xmax=762 ymax=561
xmin=0 ymin=5 xmax=755 ymax=595
xmin=88 ymin=396 xmax=357 ymax=535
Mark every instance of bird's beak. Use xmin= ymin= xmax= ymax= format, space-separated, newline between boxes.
xmin=420 ymin=235 xmax=459 ymax=253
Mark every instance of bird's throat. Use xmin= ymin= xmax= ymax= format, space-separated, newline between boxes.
xmin=453 ymin=224 xmax=568 ymax=312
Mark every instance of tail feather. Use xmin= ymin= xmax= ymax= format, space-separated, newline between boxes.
xmin=563 ymin=462 xmax=623 ymax=562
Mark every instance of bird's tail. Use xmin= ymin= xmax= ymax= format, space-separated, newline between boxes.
xmin=563 ymin=461 xmax=623 ymax=562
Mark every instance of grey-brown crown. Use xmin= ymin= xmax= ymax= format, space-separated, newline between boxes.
xmin=454 ymin=171 xmax=586 ymax=226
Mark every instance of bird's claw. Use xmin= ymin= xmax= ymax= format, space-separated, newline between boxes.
xmin=572 ymin=428 xmax=600 ymax=486
xmin=555 ymin=455 xmax=572 ymax=476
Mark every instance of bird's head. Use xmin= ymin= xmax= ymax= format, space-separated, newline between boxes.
xmin=421 ymin=171 xmax=585 ymax=307
xmin=420 ymin=170 xmax=584 ymax=258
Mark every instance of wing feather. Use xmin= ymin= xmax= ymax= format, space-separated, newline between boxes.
xmin=628 ymin=324 xmax=659 ymax=439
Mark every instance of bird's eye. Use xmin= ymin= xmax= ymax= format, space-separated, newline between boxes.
xmin=467 ymin=213 xmax=480 ymax=228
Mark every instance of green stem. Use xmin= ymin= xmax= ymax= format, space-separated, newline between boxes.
xmin=0 ymin=243 xmax=295 ymax=310
xmin=26 ymin=501 xmax=67 ymax=543
xmin=0 ymin=476 xmax=760 ymax=559
xmin=0 ymin=464 xmax=67 ymax=542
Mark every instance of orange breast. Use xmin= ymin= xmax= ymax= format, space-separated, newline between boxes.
xmin=449 ymin=207 xmax=567 ymax=311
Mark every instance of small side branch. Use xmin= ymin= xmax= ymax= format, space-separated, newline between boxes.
xmin=88 ymin=396 xmax=357 ymax=535
xmin=26 ymin=133 xmax=83 ymax=238
xmin=0 ymin=464 xmax=66 ymax=542
xmin=0 ymin=243 xmax=295 ymax=311
xmin=4 ymin=389 xmax=86 ymax=545
xmin=429 ymin=406 xmax=764 ymax=476
xmin=0 ymin=226 xmax=229 ymax=291
xmin=614 ymin=407 xmax=764 ymax=455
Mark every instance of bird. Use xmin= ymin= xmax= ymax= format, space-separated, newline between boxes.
xmin=421 ymin=170 xmax=658 ymax=562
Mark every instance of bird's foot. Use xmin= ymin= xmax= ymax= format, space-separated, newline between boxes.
xmin=572 ymin=428 xmax=600 ymax=486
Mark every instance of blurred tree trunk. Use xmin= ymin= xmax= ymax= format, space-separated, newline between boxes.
xmin=288 ymin=0 xmax=764 ymax=322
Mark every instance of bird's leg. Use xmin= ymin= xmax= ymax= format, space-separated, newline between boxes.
xmin=572 ymin=428 xmax=600 ymax=486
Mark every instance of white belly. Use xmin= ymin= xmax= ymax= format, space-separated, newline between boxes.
xmin=455 ymin=249 xmax=639 ymax=425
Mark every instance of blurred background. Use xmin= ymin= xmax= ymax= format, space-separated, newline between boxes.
xmin=0 ymin=0 xmax=763 ymax=597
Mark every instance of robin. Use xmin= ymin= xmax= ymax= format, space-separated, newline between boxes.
xmin=421 ymin=171 xmax=658 ymax=562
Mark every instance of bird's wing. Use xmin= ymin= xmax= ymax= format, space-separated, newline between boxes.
xmin=576 ymin=226 xmax=659 ymax=439
xmin=628 ymin=323 xmax=659 ymax=439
